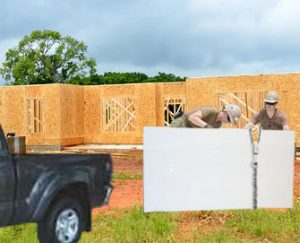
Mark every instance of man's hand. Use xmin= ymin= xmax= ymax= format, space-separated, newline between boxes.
xmin=244 ymin=122 xmax=255 ymax=129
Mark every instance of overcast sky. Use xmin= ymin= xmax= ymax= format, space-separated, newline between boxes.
xmin=1 ymin=0 xmax=300 ymax=83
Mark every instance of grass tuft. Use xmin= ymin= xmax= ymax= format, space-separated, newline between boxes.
xmin=112 ymin=172 xmax=143 ymax=180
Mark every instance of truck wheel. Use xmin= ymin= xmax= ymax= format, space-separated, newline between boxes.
xmin=38 ymin=197 xmax=86 ymax=243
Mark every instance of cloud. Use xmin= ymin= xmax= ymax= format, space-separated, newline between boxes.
xmin=1 ymin=0 xmax=300 ymax=80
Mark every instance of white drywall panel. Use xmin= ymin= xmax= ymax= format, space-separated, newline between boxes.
xmin=144 ymin=127 xmax=253 ymax=212
xmin=257 ymin=130 xmax=295 ymax=208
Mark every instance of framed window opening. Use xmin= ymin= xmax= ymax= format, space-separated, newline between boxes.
xmin=102 ymin=97 xmax=136 ymax=132
xmin=164 ymin=98 xmax=185 ymax=126
xmin=27 ymin=98 xmax=44 ymax=133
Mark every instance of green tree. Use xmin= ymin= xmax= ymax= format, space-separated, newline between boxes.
xmin=69 ymin=72 xmax=185 ymax=85
xmin=98 ymin=72 xmax=149 ymax=84
xmin=0 ymin=30 xmax=96 ymax=85
xmin=148 ymin=72 xmax=185 ymax=82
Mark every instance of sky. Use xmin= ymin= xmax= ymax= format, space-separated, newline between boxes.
xmin=1 ymin=0 xmax=300 ymax=83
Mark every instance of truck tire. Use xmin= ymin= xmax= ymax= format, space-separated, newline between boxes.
xmin=37 ymin=197 xmax=86 ymax=243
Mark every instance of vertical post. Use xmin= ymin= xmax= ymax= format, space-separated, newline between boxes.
xmin=249 ymin=128 xmax=261 ymax=209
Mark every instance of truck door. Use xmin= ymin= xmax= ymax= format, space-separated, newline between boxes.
xmin=0 ymin=131 xmax=15 ymax=226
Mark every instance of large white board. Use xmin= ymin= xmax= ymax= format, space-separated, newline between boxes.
xmin=144 ymin=127 xmax=253 ymax=212
xmin=144 ymin=127 xmax=295 ymax=212
xmin=257 ymin=130 xmax=295 ymax=208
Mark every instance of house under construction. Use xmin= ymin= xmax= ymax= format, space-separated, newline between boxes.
xmin=0 ymin=73 xmax=299 ymax=150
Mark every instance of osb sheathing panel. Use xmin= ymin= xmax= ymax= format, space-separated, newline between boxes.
xmin=84 ymin=84 xmax=136 ymax=144
xmin=135 ymin=83 xmax=157 ymax=143
xmin=0 ymin=86 xmax=26 ymax=136
xmin=83 ymin=86 xmax=101 ymax=143
xmin=60 ymin=85 xmax=84 ymax=146
xmin=84 ymin=83 xmax=157 ymax=144
xmin=155 ymin=82 xmax=186 ymax=126
xmin=186 ymin=77 xmax=215 ymax=110
xmin=25 ymin=84 xmax=61 ymax=145
xmin=270 ymin=75 xmax=300 ymax=146
xmin=25 ymin=84 xmax=84 ymax=146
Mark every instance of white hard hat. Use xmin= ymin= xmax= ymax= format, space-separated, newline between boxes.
xmin=264 ymin=91 xmax=279 ymax=103
xmin=224 ymin=104 xmax=241 ymax=124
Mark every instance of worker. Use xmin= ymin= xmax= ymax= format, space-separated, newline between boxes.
xmin=170 ymin=104 xmax=241 ymax=128
xmin=244 ymin=91 xmax=289 ymax=130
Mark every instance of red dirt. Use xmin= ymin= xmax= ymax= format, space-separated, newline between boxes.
xmin=93 ymin=150 xmax=300 ymax=215
xmin=93 ymin=179 xmax=143 ymax=215
xmin=111 ymin=150 xmax=143 ymax=174
xmin=92 ymin=151 xmax=143 ymax=215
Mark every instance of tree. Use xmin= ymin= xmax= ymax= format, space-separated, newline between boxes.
xmin=0 ymin=30 xmax=96 ymax=85
xmin=68 ymin=72 xmax=149 ymax=85
xmin=96 ymin=72 xmax=149 ymax=84
xmin=147 ymin=72 xmax=185 ymax=82
xmin=69 ymin=72 xmax=185 ymax=85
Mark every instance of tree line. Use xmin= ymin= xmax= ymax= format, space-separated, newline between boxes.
xmin=0 ymin=30 xmax=185 ymax=86
xmin=69 ymin=72 xmax=185 ymax=85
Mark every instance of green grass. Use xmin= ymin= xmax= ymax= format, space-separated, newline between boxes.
xmin=192 ymin=204 xmax=300 ymax=242
xmin=112 ymin=172 xmax=143 ymax=180
xmin=224 ymin=205 xmax=300 ymax=242
xmin=0 ymin=224 xmax=38 ymax=243
xmin=81 ymin=206 xmax=178 ymax=243
xmin=1 ymin=205 xmax=300 ymax=243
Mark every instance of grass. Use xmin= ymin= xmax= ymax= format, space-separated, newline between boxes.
xmin=0 ymin=205 xmax=299 ymax=243
xmin=0 ymin=224 xmax=38 ymax=243
xmin=224 ymin=205 xmax=300 ymax=242
xmin=192 ymin=204 xmax=300 ymax=242
xmin=112 ymin=172 xmax=143 ymax=180
xmin=81 ymin=206 xmax=178 ymax=243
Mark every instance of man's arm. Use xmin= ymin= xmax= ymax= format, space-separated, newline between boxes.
xmin=281 ymin=112 xmax=289 ymax=130
xmin=244 ymin=122 xmax=255 ymax=129
xmin=244 ymin=111 xmax=261 ymax=129
xmin=188 ymin=110 xmax=210 ymax=128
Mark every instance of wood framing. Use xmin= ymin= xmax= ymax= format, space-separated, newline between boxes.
xmin=27 ymin=98 xmax=44 ymax=133
xmin=164 ymin=97 xmax=185 ymax=126
xmin=102 ymin=97 xmax=136 ymax=132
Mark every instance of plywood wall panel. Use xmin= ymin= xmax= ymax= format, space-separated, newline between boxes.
xmin=135 ymin=83 xmax=157 ymax=143
xmin=60 ymin=85 xmax=84 ymax=145
xmin=25 ymin=84 xmax=61 ymax=145
xmin=0 ymin=86 xmax=26 ymax=136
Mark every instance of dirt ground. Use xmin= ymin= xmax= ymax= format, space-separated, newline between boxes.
xmin=92 ymin=150 xmax=300 ymax=215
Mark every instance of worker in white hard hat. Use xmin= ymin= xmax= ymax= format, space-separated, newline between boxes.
xmin=170 ymin=104 xmax=241 ymax=128
xmin=244 ymin=91 xmax=289 ymax=130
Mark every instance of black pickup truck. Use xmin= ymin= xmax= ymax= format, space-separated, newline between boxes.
xmin=0 ymin=126 xmax=113 ymax=243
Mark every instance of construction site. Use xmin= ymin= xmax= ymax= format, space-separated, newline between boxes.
xmin=0 ymin=72 xmax=300 ymax=241
xmin=0 ymin=72 xmax=299 ymax=149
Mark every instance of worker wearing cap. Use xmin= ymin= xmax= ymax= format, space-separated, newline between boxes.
xmin=244 ymin=91 xmax=289 ymax=130
xmin=170 ymin=104 xmax=242 ymax=128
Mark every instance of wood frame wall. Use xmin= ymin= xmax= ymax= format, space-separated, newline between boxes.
xmin=0 ymin=73 xmax=299 ymax=147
